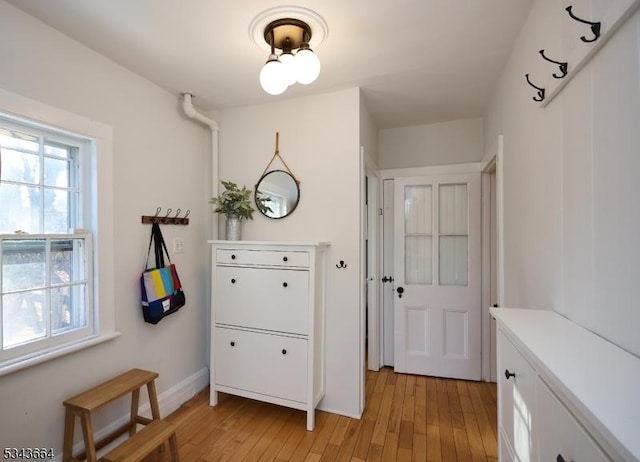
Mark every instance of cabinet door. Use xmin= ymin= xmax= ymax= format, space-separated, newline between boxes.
xmin=215 ymin=266 xmax=309 ymax=334
xmin=537 ymin=378 xmax=610 ymax=462
xmin=497 ymin=328 xmax=537 ymax=462
xmin=214 ymin=327 xmax=307 ymax=403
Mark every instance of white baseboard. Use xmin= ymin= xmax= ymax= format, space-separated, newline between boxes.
xmin=52 ymin=367 xmax=209 ymax=462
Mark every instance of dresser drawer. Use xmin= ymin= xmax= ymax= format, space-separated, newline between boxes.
xmin=214 ymin=327 xmax=307 ymax=403
xmin=215 ymin=266 xmax=309 ymax=334
xmin=216 ymin=249 xmax=309 ymax=268
xmin=537 ymin=378 xmax=610 ymax=462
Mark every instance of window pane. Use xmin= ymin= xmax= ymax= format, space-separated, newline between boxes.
xmin=0 ymin=184 xmax=41 ymax=233
xmin=51 ymin=239 xmax=86 ymax=283
xmin=44 ymin=143 xmax=70 ymax=159
xmin=439 ymin=184 xmax=468 ymax=234
xmin=2 ymin=290 xmax=46 ymax=348
xmin=0 ymin=127 xmax=39 ymax=153
xmin=405 ymin=185 xmax=432 ymax=234
xmin=51 ymin=285 xmax=86 ymax=334
xmin=44 ymin=157 xmax=70 ymax=187
xmin=2 ymin=240 xmax=46 ymax=291
xmin=439 ymin=236 xmax=468 ymax=286
xmin=406 ymin=235 xmax=432 ymax=285
xmin=44 ymin=189 xmax=69 ymax=233
xmin=0 ymin=148 xmax=40 ymax=184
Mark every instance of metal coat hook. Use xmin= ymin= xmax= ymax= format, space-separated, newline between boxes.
xmin=525 ymin=74 xmax=545 ymax=102
xmin=142 ymin=207 xmax=190 ymax=225
xmin=539 ymin=49 xmax=568 ymax=79
xmin=336 ymin=260 xmax=347 ymax=269
xmin=566 ymin=5 xmax=601 ymax=43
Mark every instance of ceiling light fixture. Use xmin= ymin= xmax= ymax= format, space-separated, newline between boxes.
xmin=250 ymin=7 xmax=328 ymax=96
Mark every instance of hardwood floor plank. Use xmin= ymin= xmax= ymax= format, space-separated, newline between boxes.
xmin=426 ymin=424 xmax=442 ymax=462
xmin=436 ymin=378 xmax=457 ymax=462
xmin=370 ymin=384 xmax=394 ymax=446
xmin=457 ymin=381 xmax=488 ymax=462
xmin=468 ymin=382 xmax=498 ymax=459
xmin=352 ymin=418 xmax=376 ymax=460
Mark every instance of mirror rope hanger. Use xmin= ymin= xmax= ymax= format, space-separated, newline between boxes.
xmin=258 ymin=132 xmax=300 ymax=185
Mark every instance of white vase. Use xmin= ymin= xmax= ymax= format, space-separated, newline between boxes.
xmin=225 ymin=215 xmax=241 ymax=240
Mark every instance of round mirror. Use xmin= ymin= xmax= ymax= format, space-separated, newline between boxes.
xmin=255 ymin=170 xmax=300 ymax=219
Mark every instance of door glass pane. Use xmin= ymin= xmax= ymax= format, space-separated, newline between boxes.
xmin=439 ymin=236 xmax=468 ymax=286
xmin=406 ymin=236 xmax=432 ymax=284
xmin=439 ymin=183 xmax=468 ymax=286
xmin=405 ymin=185 xmax=432 ymax=284
xmin=439 ymin=184 xmax=467 ymax=234
xmin=405 ymin=185 xmax=432 ymax=234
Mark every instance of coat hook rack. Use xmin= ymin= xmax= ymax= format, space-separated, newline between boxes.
xmin=566 ymin=5 xmax=601 ymax=43
xmin=525 ymin=74 xmax=545 ymax=102
xmin=539 ymin=49 xmax=568 ymax=79
xmin=336 ymin=260 xmax=347 ymax=269
xmin=141 ymin=207 xmax=190 ymax=225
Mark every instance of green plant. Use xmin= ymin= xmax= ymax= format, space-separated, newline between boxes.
xmin=210 ymin=180 xmax=256 ymax=220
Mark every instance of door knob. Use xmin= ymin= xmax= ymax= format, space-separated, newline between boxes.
xmin=397 ymin=287 xmax=404 ymax=298
xmin=505 ymin=369 xmax=516 ymax=380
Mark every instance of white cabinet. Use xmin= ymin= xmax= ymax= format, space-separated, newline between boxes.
xmin=209 ymin=241 xmax=329 ymax=431
xmin=497 ymin=329 xmax=537 ymax=462
xmin=492 ymin=308 xmax=640 ymax=462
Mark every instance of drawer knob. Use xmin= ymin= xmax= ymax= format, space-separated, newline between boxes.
xmin=230 ymin=341 xmax=235 ymax=347
xmin=231 ymin=254 xmax=236 ymax=260
xmin=283 ymin=282 xmax=288 ymax=288
xmin=505 ymin=369 xmax=516 ymax=380
xmin=283 ymin=256 xmax=288 ymax=262
xmin=231 ymin=278 xmax=236 ymax=284
xmin=282 ymin=349 xmax=287 ymax=355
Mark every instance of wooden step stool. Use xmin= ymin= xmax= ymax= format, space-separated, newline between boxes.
xmin=62 ymin=368 xmax=178 ymax=462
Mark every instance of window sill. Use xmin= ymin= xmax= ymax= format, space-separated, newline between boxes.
xmin=0 ymin=331 xmax=120 ymax=377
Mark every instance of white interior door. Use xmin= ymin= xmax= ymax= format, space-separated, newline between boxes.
xmin=393 ymin=173 xmax=481 ymax=380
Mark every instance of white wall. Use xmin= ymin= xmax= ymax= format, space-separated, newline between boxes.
xmin=378 ymin=117 xmax=484 ymax=169
xmin=217 ymin=88 xmax=363 ymax=417
xmin=485 ymin=0 xmax=640 ymax=357
xmin=0 ymin=0 xmax=211 ymax=452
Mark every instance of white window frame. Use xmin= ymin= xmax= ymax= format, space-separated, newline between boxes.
xmin=0 ymin=87 xmax=118 ymax=376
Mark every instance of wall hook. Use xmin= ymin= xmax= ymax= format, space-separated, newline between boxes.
xmin=539 ymin=49 xmax=568 ymax=79
xmin=566 ymin=5 xmax=601 ymax=43
xmin=336 ymin=260 xmax=347 ymax=269
xmin=525 ymin=74 xmax=545 ymax=102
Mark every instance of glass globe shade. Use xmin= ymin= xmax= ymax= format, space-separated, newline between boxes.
xmin=279 ymin=51 xmax=297 ymax=86
xmin=259 ymin=57 xmax=287 ymax=95
xmin=294 ymin=48 xmax=321 ymax=85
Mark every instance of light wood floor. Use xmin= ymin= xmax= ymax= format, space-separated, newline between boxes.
xmin=154 ymin=367 xmax=498 ymax=462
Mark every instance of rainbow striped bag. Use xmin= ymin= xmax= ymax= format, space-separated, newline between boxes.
xmin=141 ymin=222 xmax=186 ymax=324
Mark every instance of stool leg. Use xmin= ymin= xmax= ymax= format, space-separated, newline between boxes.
xmin=130 ymin=388 xmax=140 ymax=436
xmin=168 ymin=432 xmax=179 ymax=461
xmin=147 ymin=381 xmax=161 ymax=420
xmin=79 ymin=412 xmax=97 ymax=462
xmin=62 ymin=408 xmax=75 ymax=462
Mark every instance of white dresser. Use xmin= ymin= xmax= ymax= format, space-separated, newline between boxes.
xmin=491 ymin=308 xmax=640 ymax=462
xmin=208 ymin=240 xmax=329 ymax=430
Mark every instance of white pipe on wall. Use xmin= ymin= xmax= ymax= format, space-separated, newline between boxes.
xmin=180 ymin=92 xmax=220 ymax=238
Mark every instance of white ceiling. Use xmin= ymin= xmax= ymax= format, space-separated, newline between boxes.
xmin=7 ymin=0 xmax=533 ymax=129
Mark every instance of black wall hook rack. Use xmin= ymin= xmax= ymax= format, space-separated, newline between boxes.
xmin=566 ymin=5 xmax=601 ymax=43
xmin=336 ymin=260 xmax=347 ymax=269
xmin=525 ymin=74 xmax=545 ymax=102
xmin=142 ymin=207 xmax=190 ymax=225
xmin=539 ymin=49 xmax=568 ymax=79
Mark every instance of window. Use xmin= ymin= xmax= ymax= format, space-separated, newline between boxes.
xmin=0 ymin=111 xmax=108 ymax=371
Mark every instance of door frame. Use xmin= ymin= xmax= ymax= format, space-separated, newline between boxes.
xmin=377 ymin=162 xmax=485 ymax=375
xmin=481 ymin=135 xmax=504 ymax=382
